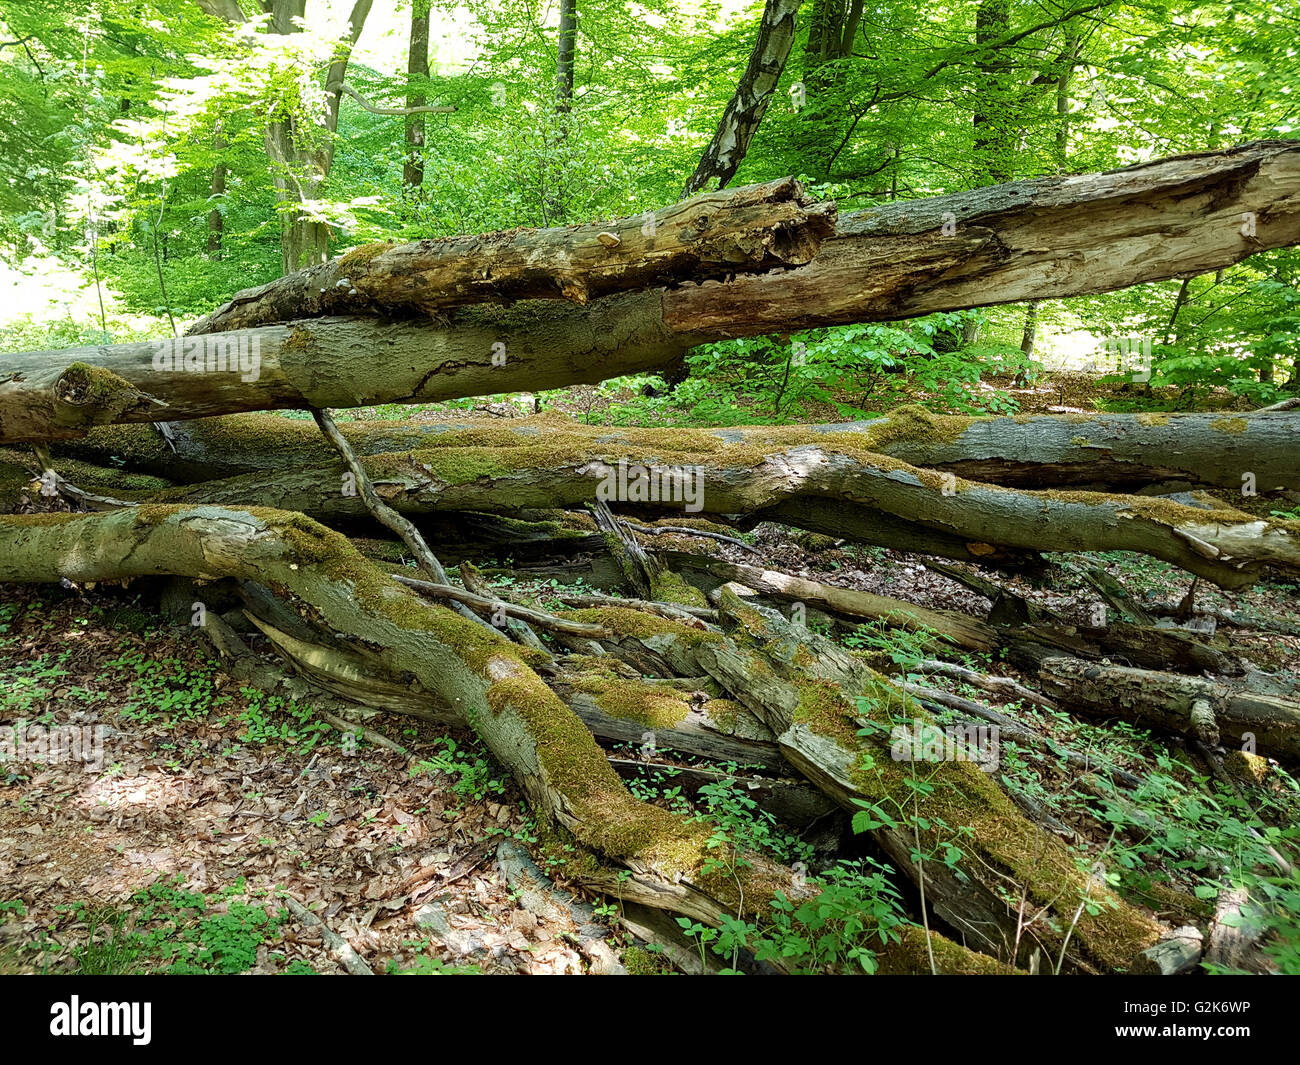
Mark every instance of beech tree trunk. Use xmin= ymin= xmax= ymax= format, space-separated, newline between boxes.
xmin=186 ymin=177 xmax=834 ymax=333
xmin=53 ymin=412 xmax=1300 ymax=588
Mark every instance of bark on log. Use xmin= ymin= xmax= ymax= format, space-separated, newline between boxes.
xmin=8 ymin=141 xmax=1300 ymax=443
xmin=0 ymin=293 xmax=692 ymax=445
xmin=665 ymin=140 xmax=1300 ymax=335
xmin=1131 ymin=926 xmax=1204 ymax=976
xmin=187 ymin=177 xmax=836 ymax=333
xmin=1038 ymin=657 xmax=1300 ymax=761
xmin=1205 ymin=887 xmax=1270 ymax=974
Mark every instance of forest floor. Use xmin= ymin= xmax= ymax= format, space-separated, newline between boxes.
xmin=1 ymin=372 xmax=1297 ymax=975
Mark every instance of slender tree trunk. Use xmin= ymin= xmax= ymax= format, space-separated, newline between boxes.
xmin=683 ymin=0 xmax=802 ymax=197
xmin=1020 ymin=300 xmax=1039 ymax=358
xmin=973 ymin=0 xmax=1013 ymax=184
xmin=803 ymin=0 xmax=844 ymax=68
xmin=206 ymin=125 xmax=226 ymax=261
xmin=403 ymin=0 xmax=430 ymax=192
xmin=264 ymin=0 xmax=374 ymax=274
xmin=1055 ymin=34 xmax=1081 ymax=169
xmin=555 ymin=0 xmax=577 ymax=113
xmin=839 ymin=0 xmax=863 ymax=56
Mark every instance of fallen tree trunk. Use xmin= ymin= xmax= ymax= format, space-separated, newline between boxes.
xmin=186 ymin=177 xmax=836 ymax=332
xmin=127 ymin=433 xmax=1300 ymax=587
xmin=654 ymin=550 xmax=998 ymax=651
xmin=8 ymin=140 xmax=1300 ymax=444
xmin=559 ymin=592 xmax=1163 ymax=971
xmin=56 ymin=407 xmax=1300 ymax=494
xmin=0 ymin=506 xmax=803 ymax=925
xmin=1039 ymin=657 xmax=1300 ymax=762
xmin=0 ymin=293 xmax=695 ymax=445
xmin=0 ymin=505 xmax=1024 ymax=973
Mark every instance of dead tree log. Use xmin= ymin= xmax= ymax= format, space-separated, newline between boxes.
xmin=0 ymin=506 xmax=804 ymax=925
xmin=7 ymin=141 xmax=1300 ymax=444
xmin=653 ymin=550 xmax=998 ymax=650
xmin=558 ymin=592 xmax=1163 ymax=971
xmin=57 ymin=407 xmax=1300 ymax=495
xmin=1038 ymin=657 xmax=1300 ymax=762
xmin=0 ymin=505 xmax=1014 ymax=973
xmin=187 ymin=177 xmax=836 ymax=332
xmin=127 ymin=434 xmax=1300 ymax=588
xmin=0 ymin=294 xmax=690 ymax=445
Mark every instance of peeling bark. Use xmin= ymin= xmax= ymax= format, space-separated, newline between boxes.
xmin=187 ymin=178 xmax=834 ymax=334
xmin=682 ymin=0 xmax=802 ymax=197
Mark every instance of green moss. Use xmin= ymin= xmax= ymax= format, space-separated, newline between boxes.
xmin=0 ymin=511 xmax=97 ymax=527
xmin=0 ymin=459 xmax=33 ymax=498
xmin=1122 ymin=879 xmax=1214 ymax=926
xmin=279 ymin=326 xmax=320 ymax=358
xmin=570 ymin=674 xmax=691 ymax=729
xmin=558 ymin=606 xmax=718 ymax=646
xmin=1033 ymin=486 xmax=1266 ymax=530
xmin=622 ymin=946 xmax=672 ymax=975
xmin=790 ymin=530 xmax=838 ymax=552
xmin=877 ymin=926 xmax=1012 ymax=975
xmin=1210 ymin=416 xmax=1248 ymax=434
xmin=703 ymin=698 xmax=742 ymax=732
xmin=650 ymin=568 xmax=709 ymax=608
xmin=855 ymin=405 xmax=973 ymax=450
xmin=54 ymin=362 xmax=142 ymax=418
xmin=337 ymin=241 xmax=394 ymax=273
xmin=1136 ymin=413 xmax=1171 ymax=427
xmin=788 ymin=657 xmax=1160 ymax=971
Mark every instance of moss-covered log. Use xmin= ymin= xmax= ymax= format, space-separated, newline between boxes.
xmin=655 ymin=550 xmax=998 ymax=651
xmin=58 ymin=406 xmax=1300 ymax=495
xmin=111 ymin=426 xmax=1300 ymax=588
xmin=0 ymin=505 xmax=1017 ymax=972
xmin=557 ymin=593 xmax=1164 ymax=971
xmin=0 ymin=505 xmax=800 ymax=925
